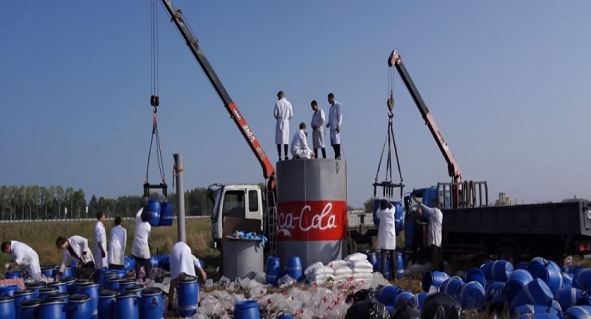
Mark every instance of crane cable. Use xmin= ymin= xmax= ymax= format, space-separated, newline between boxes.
xmin=374 ymin=67 xmax=404 ymax=198
xmin=145 ymin=0 xmax=166 ymax=186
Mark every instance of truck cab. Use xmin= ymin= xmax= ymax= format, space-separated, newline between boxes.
xmin=210 ymin=184 xmax=264 ymax=249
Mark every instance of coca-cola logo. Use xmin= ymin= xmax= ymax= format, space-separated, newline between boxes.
xmin=276 ymin=200 xmax=347 ymax=241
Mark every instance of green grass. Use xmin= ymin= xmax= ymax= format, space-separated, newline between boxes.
xmin=0 ymin=218 xmax=218 ymax=276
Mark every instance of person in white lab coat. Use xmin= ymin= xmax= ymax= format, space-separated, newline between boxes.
xmin=273 ymin=90 xmax=293 ymax=161
xmin=108 ymin=216 xmax=127 ymax=270
xmin=1 ymin=240 xmax=42 ymax=280
xmin=132 ymin=206 xmax=152 ymax=280
xmin=412 ymin=194 xmax=444 ymax=271
xmin=326 ymin=92 xmax=343 ymax=159
xmin=310 ymin=100 xmax=326 ymax=159
xmin=375 ymin=199 xmax=397 ymax=276
xmin=290 ymin=122 xmax=314 ymax=159
xmin=167 ymin=241 xmax=207 ymax=311
xmin=55 ymin=235 xmax=95 ymax=280
xmin=94 ymin=211 xmax=107 ymax=269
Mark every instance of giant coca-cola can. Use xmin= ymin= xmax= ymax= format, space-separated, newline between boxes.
xmin=276 ymin=159 xmax=348 ymax=269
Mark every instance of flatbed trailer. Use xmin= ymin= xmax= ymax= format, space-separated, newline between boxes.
xmin=442 ymin=199 xmax=591 ymax=261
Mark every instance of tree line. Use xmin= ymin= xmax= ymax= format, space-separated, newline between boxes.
xmin=0 ymin=185 xmax=213 ymax=220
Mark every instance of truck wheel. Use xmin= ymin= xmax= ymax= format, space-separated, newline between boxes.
xmin=497 ymin=244 xmax=519 ymax=263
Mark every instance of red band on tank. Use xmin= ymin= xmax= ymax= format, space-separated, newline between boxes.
xmin=276 ymin=200 xmax=348 ymax=241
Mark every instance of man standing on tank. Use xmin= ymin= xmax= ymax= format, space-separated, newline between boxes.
xmin=274 ymin=90 xmax=293 ymax=161
xmin=326 ymin=93 xmax=343 ymax=160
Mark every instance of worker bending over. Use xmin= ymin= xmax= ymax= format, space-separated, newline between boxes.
xmin=1 ymin=240 xmax=43 ymax=280
xmin=167 ymin=241 xmax=207 ymax=311
xmin=291 ymin=122 xmax=314 ymax=159
xmin=55 ymin=235 xmax=96 ymax=279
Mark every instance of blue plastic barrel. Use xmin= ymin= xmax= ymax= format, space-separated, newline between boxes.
xmin=5 ymin=271 xmax=21 ymax=280
xmin=67 ymin=294 xmax=92 ymax=319
xmin=0 ymin=296 xmax=15 ymax=319
xmin=465 ymin=268 xmax=486 ymax=287
xmin=573 ymin=268 xmax=591 ymax=293
xmin=286 ymin=257 xmax=303 ymax=282
xmin=416 ymin=292 xmax=429 ymax=310
xmin=422 ymin=271 xmax=450 ymax=292
xmin=557 ymin=287 xmax=587 ymax=310
xmin=510 ymin=278 xmax=554 ymax=309
xmin=178 ymin=275 xmax=199 ymax=317
xmin=565 ymin=305 xmax=591 ymax=319
xmin=0 ymin=285 xmax=20 ymax=297
xmin=381 ymin=251 xmax=392 ymax=280
xmin=393 ymin=201 xmax=404 ymax=232
xmin=485 ymin=282 xmax=505 ymax=306
xmin=25 ymin=282 xmax=45 ymax=299
xmin=44 ymin=292 xmax=69 ymax=304
xmin=367 ymin=252 xmax=380 ymax=272
xmin=376 ymin=285 xmax=402 ymax=306
xmin=61 ymin=267 xmax=74 ymax=279
xmin=234 ymin=300 xmax=260 ymax=319
xmin=276 ymin=311 xmax=294 ymax=319
xmin=159 ymin=202 xmax=173 ymax=226
xmin=41 ymin=266 xmax=56 ymax=279
xmin=124 ymin=257 xmax=135 ymax=274
xmin=107 ymin=278 xmax=122 ymax=292
xmin=38 ymin=287 xmax=59 ymax=300
xmin=111 ymin=269 xmax=127 ymax=279
xmin=19 ymin=298 xmax=41 ymax=319
xmin=115 ymin=293 xmax=138 ymax=319
xmin=118 ymin=280 xmax=135 ymax=293
xmin=528 ymin=257 xmax=563 ymax=295
xmin=515 ymin=262 xmax=528 ymax=270
xmin=39 ymin=299 xmax=66 ymax=319
xmin=123 ymin=285 xmax=143 ymax=298
xmin=505 ymin=269 xmax=534 ymax=304
xmin=492 ymin=260 xmax=513 ymax=282
xmin=47 ymin=282 xmax=67 ymax=295
xmin=140 ymin=288 xmax=163 ymax=319
xmin=394 ymin=291 xmax=416 ymax=308
xmin=14 ymin=289 xmax=34 ymax=318
xmin=265 ymin=257 xmax=281 ymax=285
xmin=563 ymin=273 xmax=573 ymax=288
xmin=441 ymin=276 xmax=465 ymax=300
xmin=98 ymin=290 xmax=118 ymax=319
xmin=79 ymin=283 xmax=99 ymax=319
xmin=513 ymin=300 xmax=562 ymax=318
xmin=395 ymin=251 xmax=404 ymax=279
xmin=146 ymin=200 xmax=161 ymax=227
xmin=480 ymin=261 xmax=494 ymax=282
xmin=460 ymin=281 xmax=486 ymax=309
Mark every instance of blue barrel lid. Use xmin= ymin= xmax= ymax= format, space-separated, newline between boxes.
xmin=124 ymin=284 xmax=143 ymax=292
xmin=80 ymin=283 xmax=100 ymax=289
xmin=60 ymin=276 xmax=76 ymax=283
xmin=0 ymin=295 xmax=14 ymax=302
xmin=69 ymin=294 xmax=91 ymax=303
xmin=40 ymin=298 xmax=66 ymax=305
xmin=39 ymin=286 xmax=59 ymax=293
xmin=44 ymin=292 xmax=69 ymax=301
xmin=26 ymin=281 xmax=46 ymax=289
xmin=48 ymin=281 xmax=67 ymax=287
xmin=117 ymin=292 xmax=138 ymax=299
xmin=107 ymin=277 xmax=123 ymax=282
xmin=99 ymin=289 xmax=119 ymax=297
xmin=21 ymin=298 xmax=42 ymax=308
xmin=15 ymin=289 xmax=34 ymax=296
xmin=180 ymin=275 xmax=198 ymax=283
xmin=41 ymin=264 xmax=57 ymax=269
xmin=74 ymin=279 xmax=91 ymax=285
xmin=141 ymin=287 xmax=162 ymax=296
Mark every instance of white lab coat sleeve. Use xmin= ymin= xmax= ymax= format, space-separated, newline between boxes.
xmin=273 ymin=103 xmax=279 ymax=119
xmin=420 ymin=204 xmax=436 ymax=219
xmin=320 ymin=109 xmax=326 ymax=125
xmin=288 ymin=102 xmax=293 ymax=119
xmin=123 ymin=229 xmax=127 ymax=255
xmin=192 ymin=255 xmax=202 ymax=269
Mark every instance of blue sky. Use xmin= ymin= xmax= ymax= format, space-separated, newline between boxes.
xmin=1 ymin=1 xmax=590 ymax=207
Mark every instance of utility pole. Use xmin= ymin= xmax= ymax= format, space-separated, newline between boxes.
xmin=174 ymin=153 xmax=186 ymax=242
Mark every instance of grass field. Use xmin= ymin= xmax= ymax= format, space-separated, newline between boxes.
xmin=0 ymin=218 xmax=219 ymax=276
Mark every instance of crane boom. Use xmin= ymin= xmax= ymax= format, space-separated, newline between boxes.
xmin=160 ymin=0 xmax=275 ymax=180
xmin=388 ymin=50 xmax=462 ymax=184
